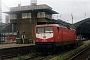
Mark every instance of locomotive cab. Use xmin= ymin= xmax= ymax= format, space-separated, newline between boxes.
xmin=35 ymin=25 xmax=55 ymax=53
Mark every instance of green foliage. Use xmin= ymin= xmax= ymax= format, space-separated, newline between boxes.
xmin=10 ymin=52 xmax=36 ymax=60
xmin=57 ymin=44 xmax=86 ymax=60
xmin=43 ymin=55 xmax=53 ymax=60
xmin=30 ymin=51 xmax=36 ymax=57
xmin=17 ymin=54 xmax=25 ymax=60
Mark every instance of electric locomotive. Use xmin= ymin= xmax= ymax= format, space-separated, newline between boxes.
xmin=35 ymin=24 xmax=77 ymax=53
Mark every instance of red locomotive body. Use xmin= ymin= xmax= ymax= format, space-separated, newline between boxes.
xmin=35 ymin=24 xmax=77 ymax=52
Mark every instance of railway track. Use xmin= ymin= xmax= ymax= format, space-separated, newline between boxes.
xmin=65 ymin=45 xmax=90 ymax=60
xmin=25 ymin=56 xmax=47 ymax=60
xmin=4 ymin=53 xmax=46 ymax=60
xmin=0 ymin=45 xmax=35 ymax=60
xmin=0 ymin=54 xmax=17 ymax=60
xmin=86 ymin=55 xmax=90 ymax=60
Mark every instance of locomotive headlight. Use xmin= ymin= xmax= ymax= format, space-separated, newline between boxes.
xmin=36 ymin=40 xmax=38 ymax=42
xmin=51 ymin=40 xmax=53 ymax=42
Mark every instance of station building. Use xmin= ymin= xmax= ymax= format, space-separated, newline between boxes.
xmin=4 ymin=4 xmax=58 ymax=42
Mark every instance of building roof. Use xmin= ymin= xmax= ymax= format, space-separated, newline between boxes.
xmin=4 ymin=9 xmax=58 ymax=14
xmin=10 ymin=4 xmax=52 ymax=11
xmin=4 ymin=4 xmax=58 ymax=14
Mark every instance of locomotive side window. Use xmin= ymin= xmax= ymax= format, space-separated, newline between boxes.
xmin=36 ymin=27 xmax=44 ymax=33
xmin=45 ymin=27 xmax=53 ymax=33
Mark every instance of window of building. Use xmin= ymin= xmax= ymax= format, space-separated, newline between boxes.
xmin=45 ymin=14 xmax=52 ymax=19
xmin=37 ymin=12 xmax=45 ymax=18
xmin=22 ymin=13 xmax=31 ymax=19
xmin=37 ymin=12 xmax=52 ymax=19
xmin=27 ymin=13 xmax=31 ymax=18
xmin=10 ymin=14 xmax=17 ymax=19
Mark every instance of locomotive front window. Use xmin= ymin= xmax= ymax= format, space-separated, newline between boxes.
xmin=36 ymin=27 xmax=44 ymax=33
xmin=45 ymin=27 xmax=53 ymax=33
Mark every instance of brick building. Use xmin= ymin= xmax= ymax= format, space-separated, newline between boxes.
xmin=4 ymin=4 xmax=58 ymax=41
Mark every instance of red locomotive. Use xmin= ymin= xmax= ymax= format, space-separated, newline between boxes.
xmin=35 ymin=24 xmax=77 ymax=53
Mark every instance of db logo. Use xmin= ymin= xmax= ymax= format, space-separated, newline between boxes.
xmin=43 ymin=36 xmax=46 ymax=38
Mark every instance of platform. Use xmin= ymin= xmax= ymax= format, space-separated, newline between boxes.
xmin=0 ymin=44 xmax=35 ymax=49
xmin=83 ymin=40 xmax=90 ymax=46
xmin=0 ymin=43 xmax=35 ymax=59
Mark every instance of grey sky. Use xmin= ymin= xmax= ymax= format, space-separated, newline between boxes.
xmin=2 ymin=0 xmax=90 ymax=23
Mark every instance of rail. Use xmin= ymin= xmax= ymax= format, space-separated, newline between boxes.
xmin=67 ymin=45 xmax=90 ymax=60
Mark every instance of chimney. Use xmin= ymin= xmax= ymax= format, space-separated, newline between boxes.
xmin=18 ymin=4 xmax=21 ymax=10
xmin=31 ymin=0 xmax=37 ymax=5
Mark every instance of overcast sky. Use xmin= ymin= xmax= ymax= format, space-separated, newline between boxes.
xmin=2 ymin=0 xmax=90 ymax=23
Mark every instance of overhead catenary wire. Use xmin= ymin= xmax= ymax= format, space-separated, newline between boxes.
xmin=55 ymin=0 xmax=90 ymax=23
xmin=56 ymin=0 xmax=75 ymax=23
xmin=84 ymin=2 xmax=90 ymax=18
xmin=85 ymin=2 xmax=90 ymax=11
xmin=73 ymin=0 xmax=84 ymax=15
